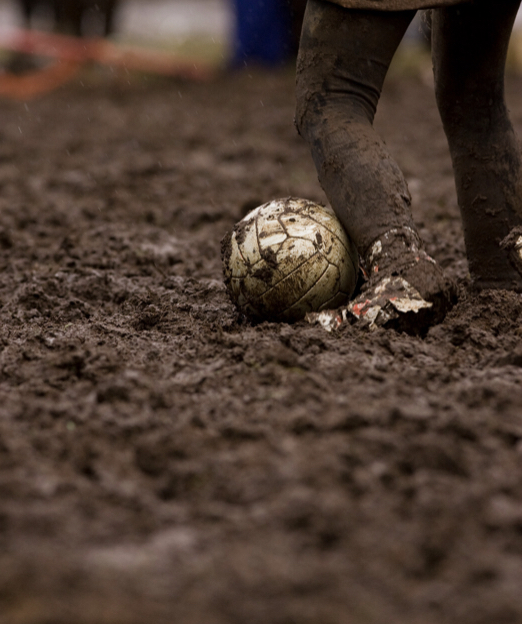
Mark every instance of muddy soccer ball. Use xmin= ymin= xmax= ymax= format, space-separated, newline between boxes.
xmin=221 ymin=197 xmax=359 ymax=322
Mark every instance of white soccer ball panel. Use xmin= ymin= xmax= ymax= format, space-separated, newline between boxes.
xmin=282 ymin=261 xmax=343 ymax=319
xmin=319 ymin=233 xmax=357 ymax=277
xmin=226 ymin=233 xmax=250 ymax=279
xmin=234 ymin=217 xmax=261 ymax=267
xmin=302 ymin=203 xmax=343 ymax=232
xmin=242 ymin=237 xmax=319 ymax=299
xmin=338 ymin=259 xmax=358 ymax=297
xmin=315 ymin=263 xmax=352 ymax=310
xmin=256 ymin=253 xmax=330 ymax=321
xmin=279 ymin=205 xmax=355 ymax=261
xmin=281 ymin=214 xmax=354 ymax=273
xmin=256 ymin=216 xmax=287 ymax=252
xmin=279 ymin=213 xmax=322 ymax=241
xmin=276 ymin=236 xmax=318 ymax=270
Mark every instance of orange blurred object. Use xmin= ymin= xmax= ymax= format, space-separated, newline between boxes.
xmin=0 ymin=29 xmax=215 ymax=99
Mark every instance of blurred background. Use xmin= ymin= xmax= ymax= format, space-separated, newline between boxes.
xmin=0 ymin=0 xmax=520 ymax=92
xmin=0 ymin=0 xmax=233 ymax=64
xmin=0 ymin=0 xmax=519 ymax=70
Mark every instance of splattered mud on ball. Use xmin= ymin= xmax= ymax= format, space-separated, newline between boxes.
xmin=222 ymin=197 xmax=359 ymax=322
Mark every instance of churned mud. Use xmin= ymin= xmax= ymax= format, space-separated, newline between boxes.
xmin=1 ymin=67 xmax=522 ymax=624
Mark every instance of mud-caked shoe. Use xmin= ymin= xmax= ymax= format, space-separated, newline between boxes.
xmin=307 ymin=227 xmax=456 ymax=334
xmin=500 ymin=226 xmax=522 ymax=287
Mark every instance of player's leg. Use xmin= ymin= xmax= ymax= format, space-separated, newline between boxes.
xmin=295 ymin=0 xmax=455 ymax=331
xmin=432 ymin=0 xmax=522 ymax=291
xmin=296 ymin=0 xmax=417 ymax=254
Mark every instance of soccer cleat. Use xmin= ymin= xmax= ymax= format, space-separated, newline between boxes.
xmin=500 ymin=227 xmax=522 ymax=279
xmin=307 ymin=227 xmax=456 ymax=333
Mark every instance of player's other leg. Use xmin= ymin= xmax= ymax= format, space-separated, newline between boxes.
xmin=432 ymin=0 xmax=522 ymax=291
xmin=295 ymin=0 xmax=455 ymax=331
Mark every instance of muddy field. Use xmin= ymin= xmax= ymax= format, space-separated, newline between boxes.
xmin=1 ymin=64 xmax=522 ymax=624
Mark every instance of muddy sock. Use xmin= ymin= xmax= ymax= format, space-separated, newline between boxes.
xmin=361 ymin=227 xmax=457 ymax=324
xmin=432 ymin=0 xmax=522 ymax=291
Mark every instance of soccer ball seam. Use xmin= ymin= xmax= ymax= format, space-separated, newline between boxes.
xmin=271 ymin=260 xmax=332 ymax=317
xmin=244 ymin=250 xmax=321 ymax=304
xmin=300 ymin=213 xmax=351 ymax=251
xmin=254 ymin=252 xmax=325 ymax=310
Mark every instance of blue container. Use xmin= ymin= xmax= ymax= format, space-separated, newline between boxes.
xmin=231 ymin=0 xmax=293 ymax=67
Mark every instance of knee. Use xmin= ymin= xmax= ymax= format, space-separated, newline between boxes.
xmin=294 ymin=79 xmax=320 ymax=141
xmin=294 ymin=56 xmax=330 ymax=142
xmin=295 ymin=71 xmax=376 ymax=144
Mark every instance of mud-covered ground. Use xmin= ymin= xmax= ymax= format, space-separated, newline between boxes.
xmin=1 ymin=65 xmax=522 ymax=624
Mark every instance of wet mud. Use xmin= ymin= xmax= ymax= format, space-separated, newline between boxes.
xmin=1 ymin=69 xmax=522 ymax=624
